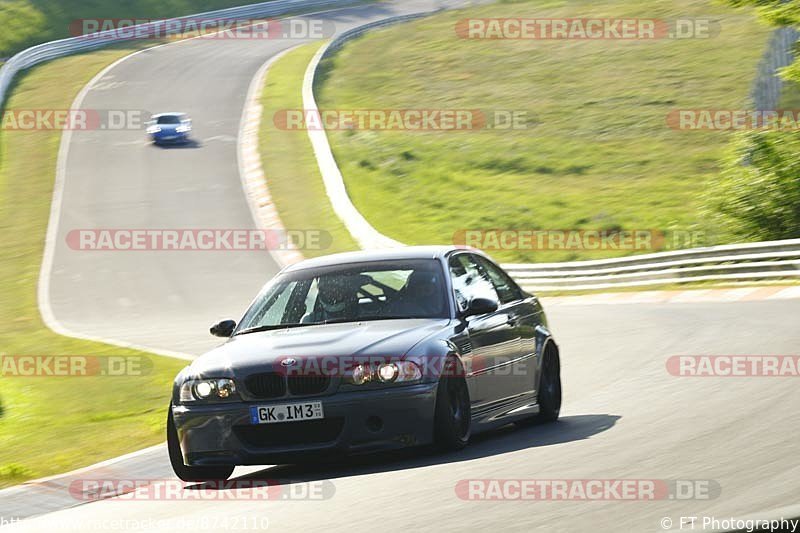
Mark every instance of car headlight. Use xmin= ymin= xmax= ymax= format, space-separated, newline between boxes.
xmin=346 ymin=362 xmax=422 ymax=386
xmin=147 ymin=126 xmax=161 ymax=134
xmin=378 ymin=363 xmax=398 ymax=382
xmin=179 ymin=378 xmax=238 ymax=402
xmin=390 ymin=361 xmax=422 ymax=382
xmin=351 ymin=364 xmax=371 ymax=385
xmin=176 ymin=124 xmax=191 ymax=133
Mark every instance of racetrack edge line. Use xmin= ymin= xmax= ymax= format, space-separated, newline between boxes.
xmin=236 ymin=43 xmax=306 ymax=269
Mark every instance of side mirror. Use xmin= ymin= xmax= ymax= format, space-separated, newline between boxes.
xmin=463 ymin=297 xmax=498 ymax=318
xmin=210 ymin=319 xmax=236 ymax=337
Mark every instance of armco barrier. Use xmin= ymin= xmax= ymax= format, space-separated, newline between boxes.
xmin=0 ymin=0 xmax=356 ymax=109
xmin=502 ymin=239 xmax=800 ymax=291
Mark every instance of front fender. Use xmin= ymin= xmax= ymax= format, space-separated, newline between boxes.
xmin=403 ymin=338 xmax=467 ymax=384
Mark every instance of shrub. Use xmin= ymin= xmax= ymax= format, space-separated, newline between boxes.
xmin=707 ymin=130 xmax=800 ymax=240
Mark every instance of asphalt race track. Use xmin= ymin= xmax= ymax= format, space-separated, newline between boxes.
xmin=9 ymin=0 xmax=800 ymax=531
xmin=7 ymin=300 xmax=800 ymax=531
xmin=44 ymin=0 xmax=448 ymax=356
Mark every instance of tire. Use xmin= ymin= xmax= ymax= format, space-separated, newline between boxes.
xmin=167 ymin=404 xmax=233 ymax=482
xmin=433 ymin=359 xmax=471 ymax=451
xmin=536 ymin=346 xmax=562 ymax=423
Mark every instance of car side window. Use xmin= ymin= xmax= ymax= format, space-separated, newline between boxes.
xmin=448 ymin=254 xmax=500 ymax=313
xmin=474 ymin=255 xmax=523 ymax=304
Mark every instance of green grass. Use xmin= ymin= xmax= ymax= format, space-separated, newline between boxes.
xmin=0 ymin=0 xmax=277 ymax=57
xmin=259 ymin=42 xmax=360 ymax=257
xmin=0 ymin=47 xmax=187 ymax=488
xmin=316 ymin=0 xmax=773 ymax=263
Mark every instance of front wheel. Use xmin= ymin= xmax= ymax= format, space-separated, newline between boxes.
xmin=536 ymin=346 xmax=562 ymax=423
xmin=433 ymin=360 xmax=471 ymax=451
xmin=167 ymin=404 xmax=233 ymax=482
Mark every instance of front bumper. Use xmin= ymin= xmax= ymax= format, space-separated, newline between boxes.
xmin=173 ymin=382 xmax=438 ymax=466
xmin=151 ymin=132 xmax=188 ymax=143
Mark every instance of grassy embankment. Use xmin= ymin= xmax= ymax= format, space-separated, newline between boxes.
xmin=315 ymin=0 xmax=772 ymax=263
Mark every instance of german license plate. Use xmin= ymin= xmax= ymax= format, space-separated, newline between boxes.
xmin=249 ymin=401 xmax=324 ymax=424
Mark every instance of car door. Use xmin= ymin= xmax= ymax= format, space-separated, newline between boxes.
xmin=474 ymin=254 xmax=542 ymax=400
xmin=448 ymin=253 xmax=522 ymax=413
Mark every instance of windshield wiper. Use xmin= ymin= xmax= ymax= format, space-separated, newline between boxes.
xmin=234 ymin=323 xmax=309 ymax=336
xmin=316 ymin=316 xmax=431 ymax=325
xmin=317 ymin=317 xmax=359 ymax=325
xmin=236 ymin=316 xmax=439 ymax=335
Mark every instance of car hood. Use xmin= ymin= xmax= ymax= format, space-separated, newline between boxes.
xmin=187 ymin=318 xmax=452 ymax=377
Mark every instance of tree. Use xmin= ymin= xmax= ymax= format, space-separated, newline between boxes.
xmin=706 ymin=1 xmax=800 ymax=240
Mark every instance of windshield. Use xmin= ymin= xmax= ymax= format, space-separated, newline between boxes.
xmin=236 ymin=259 xmax=448 ymax=333
xmin=156 ymin=115 xmax=183 ymax=125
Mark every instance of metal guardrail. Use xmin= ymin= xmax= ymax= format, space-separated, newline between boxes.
xmin=751 ymin=26 xmax=799 ymax=110
xmin=0 ymin=0 xmax=354 ymax=109
xmin=317 ymin=11 xmax=432 ymax=59
xmin=502 ymin=239 xmax=800 ymax=291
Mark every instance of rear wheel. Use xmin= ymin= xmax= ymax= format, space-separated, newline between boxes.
xmin=167 ymin=404 xmax=233 ymax=482
xmin=515 ymin=344 xmax=561 ymax=427
xmin=434 ymin=359 xmax=471 ymax=451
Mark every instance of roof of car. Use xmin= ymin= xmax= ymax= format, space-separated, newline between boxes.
xmin=281 ymin=245 xmax=480 ymax=273
xmin=151 ymin=112 xmax=187 ymax=118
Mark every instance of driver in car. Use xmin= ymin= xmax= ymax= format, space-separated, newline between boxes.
xmin=302 ymin=275 xmax=359 ymax=324
xmin=390 ymin=270 xmax=443 ymax=317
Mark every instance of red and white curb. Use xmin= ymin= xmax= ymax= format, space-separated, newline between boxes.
xmin=238 ymin=45 xmax=305 ymax=268
xmin=541 ymin=285 xmax=800 ymax=306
